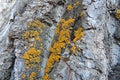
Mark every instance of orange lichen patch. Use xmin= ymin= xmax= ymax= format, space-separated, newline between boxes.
xmin=21 ymin=74 xmax=26 ymax=79
xmin=45 ymin=54 xmax=61 ymax=73
xmin=55 ymin=27 xmax=60 ymax=34
xmin=67 ymin=5 xmax=73 ymax=10
xmin=57 ymin=18 xmax=75 ymax=45
xmin=23 ymin=48 xmax=41 ymax=69
xmin=22 ymin=20 xmax=45 ymax=44
xmin=22 ymin=30 xmax=41 ymax=41
xmin=73 ymin=27 xmax=84 ymax=42
xmin=71 ymin=45 xmax=76 ymax=53
xmin=115 ymin=9 xmax=120 ymax=19
xmin=43 ymin=74 xmax=50 ymax=80
xmin=49 ymin=42 xmax=65 ymax=53
xmin=27 ymin=20 xmax=45 ymax=29
xmin=71 ymin=45 xmax=80 ymax=55
xmin=62 ymin=18 xmax=75 ymax=29
xmin=43 ymin=18 xmax=75 ymax=80
xmin=59 ymin=18 xmax=66 ymax=23
xmin=58 ymin=30 xmax=70 ymax=43
xmin=22 ymin=20 xmax=45 ymax=80
xmin=78 ymin=47 xmax=81 ymax=52
xmin=29 ymin=72 xmax=37 ymax=80
xmin=67 ymin=1 xmax=80 ymax=11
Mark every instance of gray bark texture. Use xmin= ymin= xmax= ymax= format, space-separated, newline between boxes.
xmin=0 ymin=0 xmax=120 ymax=80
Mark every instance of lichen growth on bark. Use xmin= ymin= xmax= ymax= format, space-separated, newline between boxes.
xmin=43 ymin=17 xmax=84 ymax=79
xmin=22 ymin=19 xmax=46 ymax=79
xmin=115 ymin=9 xmax=120 ymax=19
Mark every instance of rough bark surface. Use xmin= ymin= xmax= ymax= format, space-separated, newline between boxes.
xmin=0 ymin=0 xmax=120 ymax=80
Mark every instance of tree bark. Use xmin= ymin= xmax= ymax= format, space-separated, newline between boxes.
xmin=0 ymin=0 xmax=119 ymax=80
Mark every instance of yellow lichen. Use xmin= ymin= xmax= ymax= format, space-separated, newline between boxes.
xmin=78 ymin=47 xmax=81 ymax=52
xmin=62 ymin=18 xmax=75 ymax=28
xmin=115 ymin=9 xmax=120 ymax=19
xmin=67 ymin=1 xmax=80 ymax=11
xmin=43 ymin=18 xmax=75 ymax=80
xmin=27 ymin=20 xmax=45 ymax=29
xmin=43 ymin=74 xmax=50 ymax=80
xmin=67 ymin=5 xmax=73 ymax=10
xmin=43 ymin=18 xmax=84 ymax=79
xmin=23 ymin=48 xmax=41 ymax=69
xmin=21 ymin=74 xmax=26 ymax=79
xmin=22 ymin=19 xmax=45 ymax=43
xmin=22 ymin=30 xmax=40 ymax=41
xmin=45 ymin=54 xmax=61 ymax=73
xmin=71 ymin=45 xmax=81 ymax=55
xmin=50 ymin=42 xmax=65 ymax=53
xmin=55 ymin=27 xmax=60 ymax=34
xmin=73 ymin=27 xmax=84 ymax=42
xmin=71 ymin=45 xmax=76 ymax=53
xmin=22 ymin=20 xmax=46 ymax=80
xmin=29 ymin=72 xmax=37 ymax=80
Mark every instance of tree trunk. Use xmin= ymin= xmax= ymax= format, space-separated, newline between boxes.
xmin=0 ymin=0 xmax=119 ymax=80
